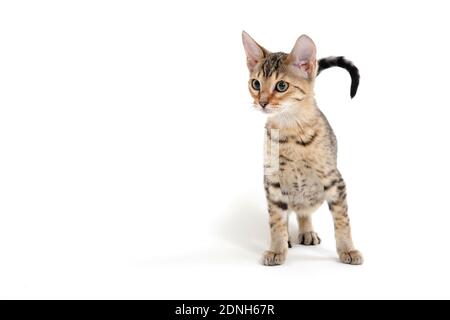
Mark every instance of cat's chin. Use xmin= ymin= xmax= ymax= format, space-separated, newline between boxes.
xmin=261 ymin=108 xmax=278 ymax=115
xmin=253 ymin=104 xmax=290 ymax=115
xmin=260 ymin=106 xmax=288 ymax=115
xmin=264 ymin=106 xmax=293 ymax=116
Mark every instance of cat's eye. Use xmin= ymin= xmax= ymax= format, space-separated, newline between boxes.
xmin=275 ymin=81 xmax=289 ymax=92
xmin=251 ymin=79 xmax=261 ymax=91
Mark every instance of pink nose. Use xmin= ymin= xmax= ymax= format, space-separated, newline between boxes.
xmin=259 ymin=101 xmax=268 ymax=108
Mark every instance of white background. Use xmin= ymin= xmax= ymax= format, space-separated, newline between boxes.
xmin=1 ymin=0 xmax=449 ymax=299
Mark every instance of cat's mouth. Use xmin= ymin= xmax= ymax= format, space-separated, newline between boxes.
xmin=254 ymin=104 xmax=286 ymax=114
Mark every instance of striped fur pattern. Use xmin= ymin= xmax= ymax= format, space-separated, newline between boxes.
xmin=242 ymin=32 xmax=363 ymax=266
xmin=261 ymin=52 xmax=288 ymax=77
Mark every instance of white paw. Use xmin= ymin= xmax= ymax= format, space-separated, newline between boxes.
xmin=339 ymin=250 xmax=363 ymax=265
xmin=299 ymin=231 xmax=321 ymax=246
xmin=262 ymin=250 xmax=286 ymax=266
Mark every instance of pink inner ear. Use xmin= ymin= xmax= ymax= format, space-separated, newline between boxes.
xmin=289 ymin=35 xmax=317 ymax=77
xmin=247 ymin=58 xmax=258 ymax=70
xmin=299 ymin=61 xmax=311 ymax=73
xmin=242 ymin=31 xmax=266 ymax=72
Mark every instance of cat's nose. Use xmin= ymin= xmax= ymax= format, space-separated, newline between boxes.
xmin=259 ymin=101 xmax=268 ymax=108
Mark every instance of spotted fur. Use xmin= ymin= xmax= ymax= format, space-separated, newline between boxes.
xmin=242 ymin=32 xmax=363 ymax=266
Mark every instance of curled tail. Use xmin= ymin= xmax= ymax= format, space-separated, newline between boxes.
xmin=317 ymin=56 xmax=360 ymax=98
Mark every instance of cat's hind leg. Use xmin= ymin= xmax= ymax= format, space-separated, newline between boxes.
xmin=287 ymin=214 xmax=292 ymax=248
xmin=296 ymin=206 xmax=322 ymax=246
xmin=291 ymin=167 xmax=324 ymax=246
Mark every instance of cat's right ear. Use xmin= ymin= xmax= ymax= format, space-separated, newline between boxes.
xmin=242 ymin=31 xmax=266 ymax=72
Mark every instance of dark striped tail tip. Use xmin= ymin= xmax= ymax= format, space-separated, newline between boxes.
xmin=317 ymin=56 xmax=360 ymax=98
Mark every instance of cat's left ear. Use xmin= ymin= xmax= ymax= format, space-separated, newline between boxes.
xmin=242 ymin=31 xmax=267 ymax=72
xmin=289 ymin=35 xmax=317 ymax=78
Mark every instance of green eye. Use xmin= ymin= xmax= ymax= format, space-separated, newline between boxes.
xmin=275 ymin=81 xmax=289 ymax=92
xmin=251 ymin=79 xmax=261 ymax=91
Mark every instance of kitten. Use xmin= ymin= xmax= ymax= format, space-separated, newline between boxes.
xmin=242 ymin=31 xmax=363 ymax=265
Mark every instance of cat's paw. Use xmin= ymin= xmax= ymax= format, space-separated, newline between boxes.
xmin=262 ymin=250 xmax=286 ymax=266
xmin=338 ymin=250 xmax=363 ymax=265
xmin=299 ymin=231 xmax=321 ymax=246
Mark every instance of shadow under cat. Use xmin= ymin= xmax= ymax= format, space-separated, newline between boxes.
xmin=218 ymin=193 xmax=338 ymax=263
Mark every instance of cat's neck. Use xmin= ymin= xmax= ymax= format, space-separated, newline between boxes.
xmin=265 ymin=97 xmax=319 ymax=130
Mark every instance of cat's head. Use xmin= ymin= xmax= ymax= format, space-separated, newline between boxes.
xmin=242 ymin=31 xmax=317 ymax=114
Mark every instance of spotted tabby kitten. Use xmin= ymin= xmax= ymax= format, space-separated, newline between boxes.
xmin=242 ymin=31 xmax=363 ymax=265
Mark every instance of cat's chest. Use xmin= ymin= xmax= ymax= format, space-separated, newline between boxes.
xmin=266 ymin=127 xmax=322 ymax=161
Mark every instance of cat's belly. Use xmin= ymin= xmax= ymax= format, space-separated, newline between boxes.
xmin=279 ymin=161 xmax=325 ymax=211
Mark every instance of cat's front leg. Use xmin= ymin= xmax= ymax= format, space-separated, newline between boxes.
xmin=324 ymin=170 xmax=363 ymax=265
xmin=262 ymin=176 xmax=289 ymax=266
